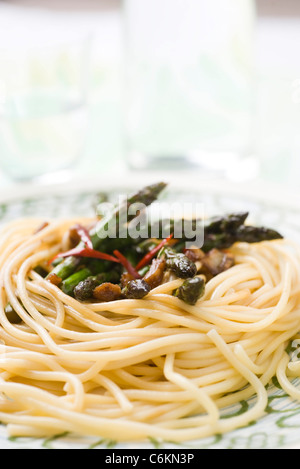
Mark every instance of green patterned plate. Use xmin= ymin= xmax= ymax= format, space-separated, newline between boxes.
xmin=0 ymin=176 xmax=299 ymax=449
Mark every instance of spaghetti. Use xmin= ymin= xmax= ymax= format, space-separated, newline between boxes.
xmin=0 ymin=215 xmax=300 ymax=443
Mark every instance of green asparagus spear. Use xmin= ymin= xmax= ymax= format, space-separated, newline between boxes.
xmin=90 ymin=182 xmax=167 ymax=249
xmin=235 ymin=225 xmax=283 ymax=243
xmin=135 ymin=212 xmax=249 ymax=251
xmin=204 ymin=212 xmax=249 ymax=234
xmin=202 ymin=232 xmax=236 ymax=252
xmin=202 ymin=224 xmax=283 ymax=252
xmin=146 ymin=212 xmax=281 ymax=252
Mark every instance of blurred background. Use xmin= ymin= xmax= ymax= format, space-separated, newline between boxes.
xmin=0 ymin=0 xmax=299 ymax=191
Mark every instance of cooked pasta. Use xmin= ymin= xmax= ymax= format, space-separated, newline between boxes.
xmin=0 ymin=214 xmax=300 ymax=443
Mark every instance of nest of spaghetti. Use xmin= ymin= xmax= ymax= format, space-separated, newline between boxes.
xmin=1 ymin=182 xmax=299 ymax=444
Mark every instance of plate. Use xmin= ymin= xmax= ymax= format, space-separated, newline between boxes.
xmin=0 ymin=176 xmax=300 ymax=450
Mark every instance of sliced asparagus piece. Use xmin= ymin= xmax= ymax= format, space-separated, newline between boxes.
xmin=173 ymin=277 xmax=205 ymax=305
xmin=122 ymin=279 xmax=151 ymax=299
xmin=48 ymin=256 xmax=81 ymax=281
xmin=90 ymin=181 xmax=167 ymax=249
xmin=162 ymin=247 xmax=197 ymax=279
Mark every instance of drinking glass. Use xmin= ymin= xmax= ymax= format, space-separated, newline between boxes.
xmin=123 ymin=0 xmax=255 ymax=173
xmin=0 ymin=34 xmax=90 ymax=181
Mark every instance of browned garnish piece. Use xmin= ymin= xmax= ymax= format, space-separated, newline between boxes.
xmin=199 ymin=248 xmax=234 ymax=280
xmin=68 ymin=225 xmax=82 ymax=248
xmin=120 ymin=272 xmax=135 ymax=288
xmin=184 ymin=247 xmax=205 ymax=263
xmin=93 ymin=282 xmax=122 ymax=302
xmin=47 ymin=273 xmax=62 ymax=286
xmin=144 ymin=258 xmax=166 ymax=289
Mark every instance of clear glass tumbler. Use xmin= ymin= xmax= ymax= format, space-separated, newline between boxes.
xmin=0 ymin=34 xmax=90 ymax=181
xmin=123 ymin=0 xmax=256 ymax=173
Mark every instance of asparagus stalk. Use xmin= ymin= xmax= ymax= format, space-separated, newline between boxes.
xmin=203 ymin=212 xmax=249 ymax=234
xmin=202 ymin=224 xmax=283 ymax=252
xmin=136 ymin=212 xmax=249 ymax=252
xmin=138 ymin=212 xmax=282 ymax=252
xmin=148 ymin=213 xmax=282 ymax=252
xmin=235 ymin=225 xmax=283 ymax=243
xmin=89 ymin=181 xmax=167 ymax=249
xmin=48 ymin=256 xmax=81 ymax=281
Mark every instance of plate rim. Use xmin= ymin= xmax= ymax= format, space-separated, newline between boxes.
xmin=0 ymin=175 xmax=298 ymax=210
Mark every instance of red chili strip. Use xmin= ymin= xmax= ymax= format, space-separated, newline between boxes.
xmin=113 ymin=250 xmax=141 ymax=279
xmin=50 ymin=247 xmax=120 ymax=264
xmin=135 ymin=233 xmax=174 ymax=270
xmin=74 ymin=223 xmax=93 ymax=249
